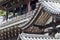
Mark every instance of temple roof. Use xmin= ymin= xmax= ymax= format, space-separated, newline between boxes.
xmin=41 ymin=0 xmax=60 ymax=15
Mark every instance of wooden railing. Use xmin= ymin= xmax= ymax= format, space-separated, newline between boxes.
xmin=35 ymin=10 xmax=51 ymax=25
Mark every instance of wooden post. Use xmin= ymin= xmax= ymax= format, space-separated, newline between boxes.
xmin=28 ymin=0 xmax=30 ymax=15
xmin=13 ymin=9 xmax=15 ymax=17
xmin=6 ymin=11 xmax=9 ymax=20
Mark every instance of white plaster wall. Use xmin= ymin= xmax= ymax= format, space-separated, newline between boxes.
xmin=46 ymin=16 xmax=52 ymax=25
xmin=0 ymin=16 xmax=3 ymax=24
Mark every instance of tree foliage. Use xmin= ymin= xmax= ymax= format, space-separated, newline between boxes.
xmin=0 ymin=10 xmax=6 ymax=16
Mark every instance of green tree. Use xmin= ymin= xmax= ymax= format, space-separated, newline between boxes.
xmin=0 ymin=10 xmax=6 ymax=16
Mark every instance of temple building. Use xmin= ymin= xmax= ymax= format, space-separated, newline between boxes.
xmin=0 ymin=0 xmax=60 ymax=40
